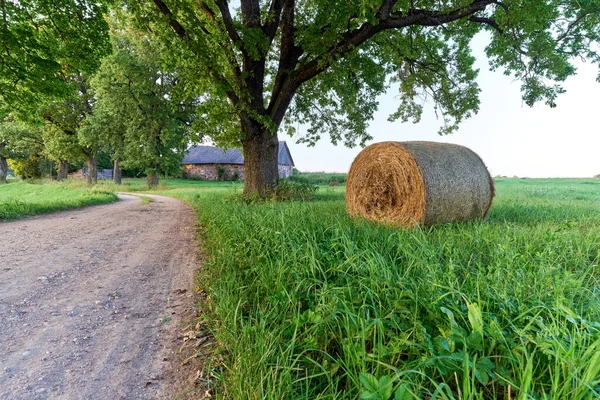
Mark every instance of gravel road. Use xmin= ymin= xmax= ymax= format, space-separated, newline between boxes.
xmin=0 ymin=194 xmax=204 ymax=399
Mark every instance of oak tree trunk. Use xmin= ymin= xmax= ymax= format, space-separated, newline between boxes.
xmin=86 ymin=156 xmax=98 ymax=185
xmin=0 ymin=155 xmax=8 ymax=184
xmin=113 ymin=159 xmax=122 ymax=185
xmin=146 ymin=170 xmax=159 ymax=187
xmin=242 ymin=124 xmax=279 ymax=197
xmin=57 ymin=161 xmax=69 ymax=181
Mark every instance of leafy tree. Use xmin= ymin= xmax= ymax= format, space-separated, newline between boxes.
xmin=0 ymin=116 xmax=44 ymax=182
xmin=40 ymin=74 xmax=101 ymax=184
xmin=122 ymin=0 xmax=600 ymax=196
xmin=0 ymin=0 xmax=110 ymax=114
xmin=89 ymin=30 xmax=193 ymax=187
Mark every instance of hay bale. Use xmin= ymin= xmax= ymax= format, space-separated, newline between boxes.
xmin=594 ymin=174 xmax=600 ymax=179
xmin=346 ymin=141 xmax=494 ymax=227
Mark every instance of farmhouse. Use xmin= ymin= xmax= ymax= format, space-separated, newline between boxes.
xmin=182 ymin=141 xmax=295 ymax=181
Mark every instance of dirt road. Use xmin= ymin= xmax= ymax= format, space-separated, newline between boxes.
xmin=0 ymin=194 xmax=203 ymax=399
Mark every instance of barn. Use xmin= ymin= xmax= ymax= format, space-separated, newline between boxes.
xmin=182 ymin=141 xmax=295 ymax=181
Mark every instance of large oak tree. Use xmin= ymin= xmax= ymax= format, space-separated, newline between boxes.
xmin=123 ymin=0 xmax=600 ymax=196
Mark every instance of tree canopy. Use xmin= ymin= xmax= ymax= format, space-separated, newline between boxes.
xmin=88 ymin=28 xmax=194 ymax=186
xmin=0 ymin=0 xmax=110 ymax=113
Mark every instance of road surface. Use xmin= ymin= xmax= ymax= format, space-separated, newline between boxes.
xmin=0 ymin=194 xmax=205 ymax=399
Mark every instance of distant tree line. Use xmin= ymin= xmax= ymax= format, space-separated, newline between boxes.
xmin=0 ymin=13 xmax=196 ymax=187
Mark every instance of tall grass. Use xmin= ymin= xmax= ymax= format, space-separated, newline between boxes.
xmin=0 ymin=181 xmax=117 ymax=221
xmin=165 ymin=179 xmax=600 ymax=399
xmin=288 ymin=170 xmax=347 ymax=185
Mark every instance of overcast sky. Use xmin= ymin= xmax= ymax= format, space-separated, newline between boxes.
xmin=285 ymin=36 xmax=600 ymax=178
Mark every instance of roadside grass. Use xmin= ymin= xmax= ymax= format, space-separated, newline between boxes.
xmin=0 ymin=181 xmax=117 ymax=221
xmin=142 ymin=178 xmax=600 ymax=399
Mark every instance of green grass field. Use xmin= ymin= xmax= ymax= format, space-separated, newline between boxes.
xmin=3 ymin=177 xmax=599 ymax=398
xmin=0 ymin=181 xmax=118 ymax=221
xmin=132 ymin=177 xmax=600 ymax=399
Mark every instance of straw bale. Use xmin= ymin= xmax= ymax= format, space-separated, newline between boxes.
xmin=346 ymin=141 xmax=494 ymax=227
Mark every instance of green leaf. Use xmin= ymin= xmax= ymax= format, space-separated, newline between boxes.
xmin=360 ymin=372 xmax=380 ymax=394
xmin=467 ymin=302 xmax=484 ymax=334
xmin=394 ymin=383 xmax=412 ymax=400
xmin=378 ymin=376 xmax=394 ymax=400
xmin=466 ymin=332 xmax=483 ymax=351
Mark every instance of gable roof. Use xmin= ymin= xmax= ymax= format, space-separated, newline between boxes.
xmin=183 ymin=141 xmax=295 ymax=166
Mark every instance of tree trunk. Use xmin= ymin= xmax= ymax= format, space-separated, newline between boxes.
xmin=86 ymin=156 xmax=98 ymax=185
xmin=241 ymin=124 xmax=280 ymax=197
xmin=113 ymin=159 xmax=122 ymax=185
xmin=57 ymin=161 xmax=69 ymax=181
xmin=0 ymin=155 xmax=8 ymax=184
xmin=146 ymin=170 xmax=159 ymax=187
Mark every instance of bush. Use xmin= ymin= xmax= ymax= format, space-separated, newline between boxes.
xmin=8 ymin=157 xmax=43 ymax=180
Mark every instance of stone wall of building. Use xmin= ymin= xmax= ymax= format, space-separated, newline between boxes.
xmin=185 ymin=163 xmax=293 ymax=181
xmin=184 ymin=164 xmax=244 ymax=181
xmin=278 ymin=165 xmax=293 ymax=178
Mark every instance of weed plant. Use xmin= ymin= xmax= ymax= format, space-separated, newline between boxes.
xmin=176 ymin=179 xmax=600 ymax=399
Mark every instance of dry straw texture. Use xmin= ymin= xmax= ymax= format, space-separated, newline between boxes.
xmin=346 ymin=141 xmax=495 ymax=227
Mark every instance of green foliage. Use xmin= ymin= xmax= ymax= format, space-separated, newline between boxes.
xmin=89 ymin=27 xmax=193 ymax=180
xmin=149 ymin=178 xmax=600 ymax=399
xmin=0 ymin=0 xmax=110 ymax=114
xmin=121 ymin=0 xmax=600 ymax=145
xmin=8 ymin=156 xmax=44 ymax=180
xmin=0 ymin=116 xmax=44 ymax=160
xmin=0 ymin=181 xmax=117 ymax=220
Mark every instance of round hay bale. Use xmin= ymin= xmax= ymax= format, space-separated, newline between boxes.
xmin=346 ymin=141 xmax=494 ymax=227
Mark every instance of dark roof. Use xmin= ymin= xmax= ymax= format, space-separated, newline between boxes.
xmin=183 ymin=141 xmax=295 ymax=166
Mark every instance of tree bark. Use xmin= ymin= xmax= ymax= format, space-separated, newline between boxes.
xmin=113 ymin=159 xmax=122 ymax=185
xmin=241 ymin=123 xmax=279 ymax=197
xmin=86 ymin=156 xmax=98 ymax=185
xmin=0 ymin=155 xmax=8 ymax=184
xmin=146 ymin=170 xmax=159 ymax=187
xmin=57 ymin=161 xmax=69 ymax=181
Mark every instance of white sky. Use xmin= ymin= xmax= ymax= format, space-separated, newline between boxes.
xmin=285 ymin=36 xmax=600 ymax=178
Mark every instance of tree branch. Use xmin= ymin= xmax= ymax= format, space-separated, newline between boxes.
xmin=269 ymin=0 xmax=497 ymax=124
xmin=215 ymin=0 xmax=243 ymax=47
xmin=268 ymin=0 xmax=302 ymax=120
xmin=263 ymin=0 xmax=284 ymax=42
xmin=296 ymin=0 xmax=496 ymax=86
xmin=241 ymin=0 xmax=261 ymax=28
xmin=151 ymin=0 xmax=188 ymax=39
xmin=469 ymin=16 xmax=503 ymax=33
xmin=376 ymin=0 xmax=399 ymax=20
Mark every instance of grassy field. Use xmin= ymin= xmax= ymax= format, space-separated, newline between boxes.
xmin=3 ymin=177 xmax=599 ymax=398
xmin=130 ymin=177 xmax=600 ymax=399
xmin=288 ymin=171 xmax=348 ymax=185
xmin=0 ymin=181 xmax=118 ymax=221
